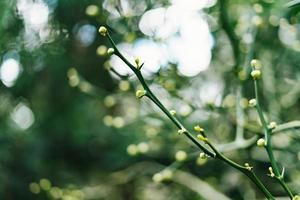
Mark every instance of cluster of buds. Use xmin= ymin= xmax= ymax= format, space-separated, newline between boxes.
xmin=244 ymin=163 xmax=253 ymax=171
xmin=250 ymin=59 xmax=262 ymax=79
xmin=99 ymin=26 xmax=108 ymax=36
xmin=194 ymin=125 xmax=208 ymax=142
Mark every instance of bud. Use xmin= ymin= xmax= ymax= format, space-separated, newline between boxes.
xmin=251 ymin=70 xmax=261 ymax=79
xmin=244 ymin=163 xmax=253 ymax=171
xmin=268 ymin=121 xmax=277 ymax=129
xmin=107 ymin=48 xmax=115 ymax=55
xmin=257 ymin=138 xmax=266 ymax=147
xmin=175 ymin=150 xmax=187 ymax=162
xmin=249 ymin=99 xmax=257 ymax=107
xmin=135 ymin=57 xmax=140 ymax=65
xmin=170 ymin=110 xmax=176 ymax=116
xmin=197 ymin=134 xmax=208 ymax=142
xmin=99 ymin=26 xmax=108 ymax=36
xmin=134 ymin=57 xmax=143 ymax=70
xmin=250 ymin=59 xmax=262 ymax=69
xmin=194 ymin=125 xmax=204 ymax=133
xmin=199 ymin=152 xmax=207 ymax=159
xmin=177 ymin=129 xmax=186 ymax=135
xmin=293 ymin=195 xmax=299 ymax=200
xmin=135 ymin=90 xmax=146 ymax=98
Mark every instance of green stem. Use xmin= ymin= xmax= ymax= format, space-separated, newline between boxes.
xmin=105 ymin=32 xmax=275 ymax=200
xmin=254 ymin=79 xmax=294 ymax=199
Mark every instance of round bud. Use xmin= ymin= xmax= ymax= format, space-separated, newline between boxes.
xmin=249 ymin=99 xmax=257 ymax=107
xmin=170 ymin=110 xmax=176 ymax=116
xmin=256 ymin=138 xmax=266 ymax=147
xmin=107 ymin=48 xmax=115 ymax=55
xmin=197 ymin=134 xmax=208 ymax=142
xmin=194 ymin=125 xmax=204 ymax=133
xmin=199 ymin=152 xmax=207 ymax=159
xmin=250 ymin=59 xmax=262 ymax=69
xmin=135 ymin=90 xmax=146 ymax=99
xmin=268 ymin=121 xmax=277 ymax=129
xmin=244 ymin=163 xmax=253 ymax=171
xmin=293 ymin=195 xmax=299 ymax=200
xmin=99 ymin=26 xmax=108 ymax=36
xmin=175 ymin=150 xmax=187 ymax=162
xmin=251 ymin=70 xmax=261 ymax=79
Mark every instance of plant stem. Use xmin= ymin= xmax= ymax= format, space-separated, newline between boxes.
xmin=254 ymin=79 xmax=294 ymax=199
xmin=105 ymin=33 xmax=275 ymax=200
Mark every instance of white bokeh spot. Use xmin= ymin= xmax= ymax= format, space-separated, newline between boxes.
xmin=0 ymin=58 xmax=21 ymax=87
xmin=11 ymin=103 xmax=35 ymax=130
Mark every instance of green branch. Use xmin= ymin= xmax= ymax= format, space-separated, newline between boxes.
xmin=100 ymin=27 xmax=275 ymax=200
xmin=251 ymin=66 xmax=295 ymax=199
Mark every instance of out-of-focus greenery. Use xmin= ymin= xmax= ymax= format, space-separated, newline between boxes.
xmin=0 ymin=0 xmax=299 ymax=199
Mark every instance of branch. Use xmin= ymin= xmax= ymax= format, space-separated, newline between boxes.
xmin=99 ymin=27 xmax=275 ymax=200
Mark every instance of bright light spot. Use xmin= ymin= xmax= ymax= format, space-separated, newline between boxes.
xmin=17 ymin=0 xmax=49 ymax=30
xmin=0 ymin=59 xmax=21 ymax=87
xmin=167 ymin=12 xmax=213 ymax=76
xmin=11 ymin=103 xmax=35 ymax=130
xmin=279 ymin=19 xmax=300 ymax=51
xmin=75 ymin=24 xmax=97 ymax=47
xmin=139 ymin=7 xmax=178 ymax=39
xmin=138 ymin=3 xmax=214 ymax=76
xmin=133 ymin=39 xmax=168 ymax=74
xmin=29 ymin=3 xmax=49 ymax=28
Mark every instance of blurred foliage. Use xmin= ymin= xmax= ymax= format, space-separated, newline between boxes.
xmin=0 ymin=0 xmax=299 ymax=199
